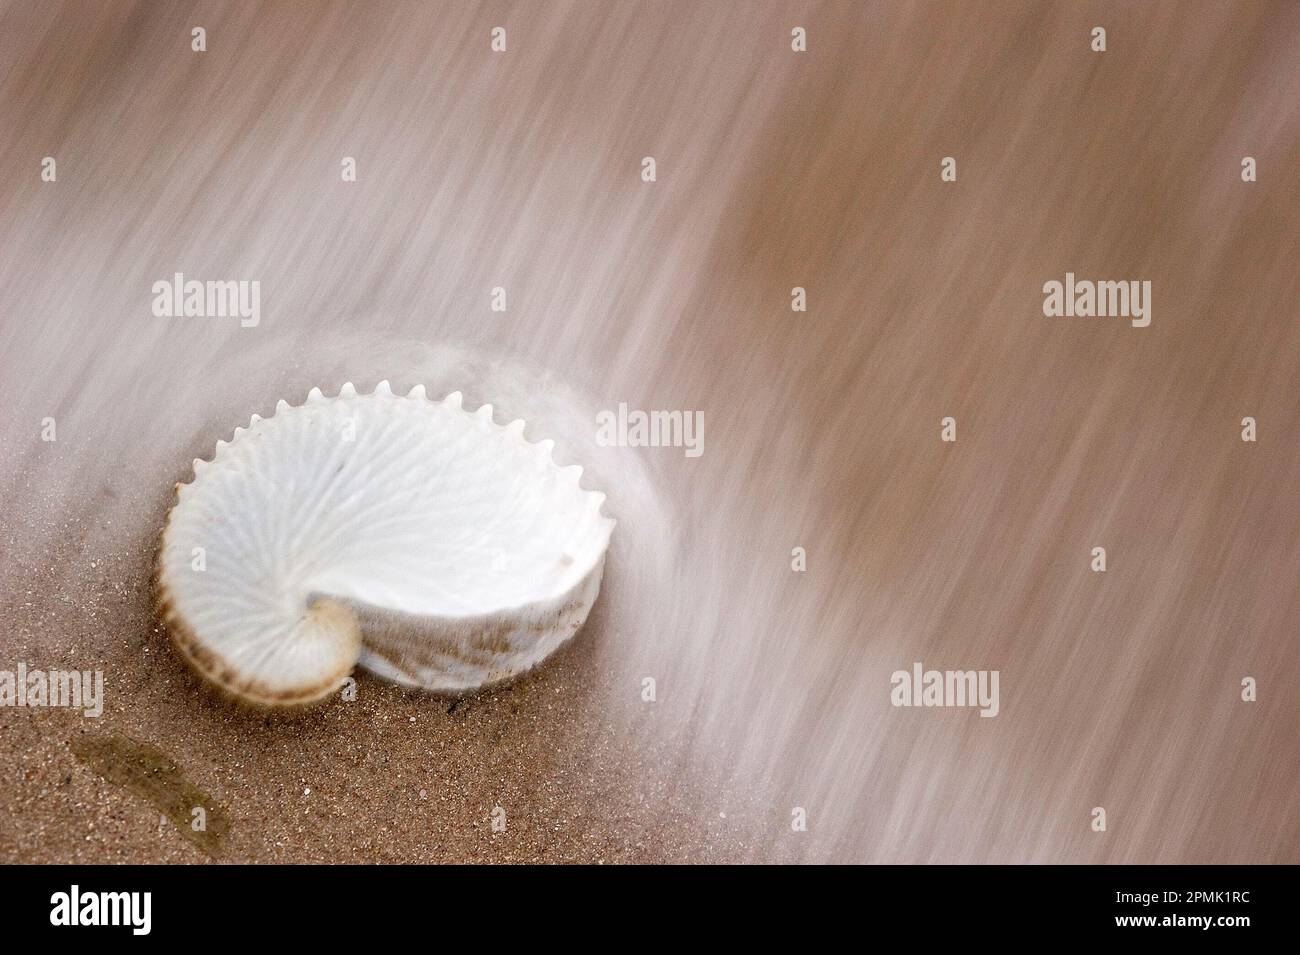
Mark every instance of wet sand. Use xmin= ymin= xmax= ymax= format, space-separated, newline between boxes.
xmin=3 ymin=546 xmax=757 ymax=863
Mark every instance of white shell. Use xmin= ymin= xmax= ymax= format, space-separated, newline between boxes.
xmin=155 ymin=382 xmax=615 ymax=705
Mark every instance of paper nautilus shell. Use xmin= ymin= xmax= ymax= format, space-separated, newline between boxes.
xmin=155 ymin=381 xmax=615 ymax=705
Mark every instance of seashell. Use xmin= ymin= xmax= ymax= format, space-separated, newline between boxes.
xmin=155 ymin=382 xmax=615 ymax=705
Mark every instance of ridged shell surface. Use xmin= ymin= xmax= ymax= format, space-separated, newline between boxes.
xmin=156 ymin=382 xmax=615 ymax=704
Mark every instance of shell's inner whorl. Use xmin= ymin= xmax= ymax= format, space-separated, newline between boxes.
xmin=156 ymin=382 xmax=615 ymax=704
